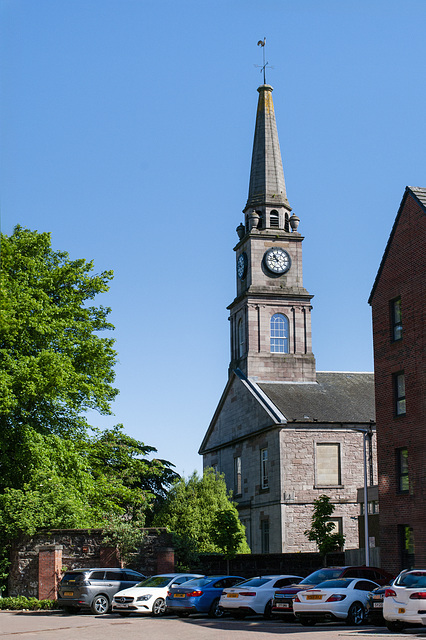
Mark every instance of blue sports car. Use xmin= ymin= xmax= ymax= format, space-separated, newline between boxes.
xmin=166 ymin=575 xmax=244 ymax=617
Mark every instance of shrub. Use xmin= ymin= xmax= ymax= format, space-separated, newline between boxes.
xmin=0 ymin=596 xmax=56 ymax=610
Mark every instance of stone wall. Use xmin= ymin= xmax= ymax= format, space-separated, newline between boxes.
xmin=8 ymin=528 xmax=173 ymax=599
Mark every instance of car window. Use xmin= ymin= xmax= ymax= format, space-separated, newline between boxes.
xmin=123 ymin=572 xmax=142 ymax=581
xmin=175 ymin=576 xmax=193 ymax=585
xmin=315 ymin=579 xmax=353 ymax=589
xmin=236 ymin=578 xmax=270 ymax=588
xmin=105 ymin=571 xmax=123 ymax=580
xmin=274 ymin=577 xmax=298 ymax=588
xmin=344 ymin=569 xmax=361 ymax=578
xmin=61 ymin=572 xmax=86 ymax=583
xmin=136 ymin=576 xmax=172 ymax=588
xmin=396 ymin=572 xmax=426 ymax=587
xmin=299 ymin=568 xmax=343 ymax=585
xmin=181 ymin=577 xmax=211 ymax=588
xmin=89 ymin=571 xmax=105 ymax=580
xmin=225 ymin=577 xmax=244 ymax=587
xmin=354 ymin=580 xmax=378 ymax=591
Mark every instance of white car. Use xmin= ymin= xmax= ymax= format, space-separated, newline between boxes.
xmin=112 ymin=573 xmax=203 ymax=616
xmin=383 ymin=569 xmax=426 ymax=632
xmin=293 ymin=577 xmax=379 ymax=626
xmin=219 ymin=575 xmax=302 ymax=619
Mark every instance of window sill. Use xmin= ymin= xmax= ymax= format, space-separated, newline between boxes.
xmin=314 ymin=485 xmax=344 ymax=489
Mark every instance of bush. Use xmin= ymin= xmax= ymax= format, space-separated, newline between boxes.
xmin=0 ymin=596 xmax=57 ymax=610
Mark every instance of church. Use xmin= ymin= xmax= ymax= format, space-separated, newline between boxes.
xmin=199 ymin=83 xmax=376 ymax=554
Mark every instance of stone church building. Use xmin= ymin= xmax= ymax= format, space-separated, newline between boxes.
xmin=199 ymin=83 xmax=376 ymax=554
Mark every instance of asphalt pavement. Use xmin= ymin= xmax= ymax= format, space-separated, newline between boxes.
xmin=1 ymin=612 xmax=426 ymax=640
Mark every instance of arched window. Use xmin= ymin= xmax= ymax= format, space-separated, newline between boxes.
xmin=270 ymin=210 xmax=279 ymax=228
xmin=238 ymin=319 xmax=245 ymax=358
xmin=270 ymin=314 xmax=289 ymax=353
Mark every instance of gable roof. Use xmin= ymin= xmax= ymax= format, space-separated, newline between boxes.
xmin=259 ymin=371 xmax=375 ymax=423
xmin=369 ymin=186 xmax=426 ymax=304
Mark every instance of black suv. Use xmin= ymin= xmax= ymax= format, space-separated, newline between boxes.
xmin=57 ymin=567 xmax=145 ymax=614
xmin=271 ymin=566 xmax=394 ymax=618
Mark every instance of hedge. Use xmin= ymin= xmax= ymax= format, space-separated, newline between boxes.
xmin=0 ymin=596 xmax=57 ymax=610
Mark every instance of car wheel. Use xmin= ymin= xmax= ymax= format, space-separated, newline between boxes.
xmin=208 ymin=598 xmax=224 ymax=618
xmin=90 ymin=594 xmax=110 ymax=615
xmin=386 ymin=620 xmax=405 ymax=632
xmin=346 ymin=601 xmax=365 ymax=626
xmin=263 ymin=600 xmax=273 ymax=620
xmin=299 ymin=618 xmax=316 ymax=626
xmin=152 ymin=597 xmax=167 ymax=616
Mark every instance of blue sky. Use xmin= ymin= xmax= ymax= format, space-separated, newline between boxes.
xmin=2 ymin=0 xmax=426 ymax=476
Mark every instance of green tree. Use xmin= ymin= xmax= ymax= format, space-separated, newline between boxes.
xmin=210 ymin=508 xmax=248 ymax=573
xmin=0 ymin=227 xmax=178 ymax=583
xmin=154 ymin=469 xmax=250 ymax=569
xmin=304 ymin=494 xmax=345 ymax=559
xmin=0 ymin=226 xmax=118 ymax=490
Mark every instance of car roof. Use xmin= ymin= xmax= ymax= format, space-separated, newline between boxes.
xmin=65 ymin=567 xmax=137 ymax=573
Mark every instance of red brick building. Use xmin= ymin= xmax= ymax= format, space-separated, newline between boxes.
xmin=369 ymin=186 xmax=426 ymax=574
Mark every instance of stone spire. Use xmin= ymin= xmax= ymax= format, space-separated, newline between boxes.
xmin=245 ymin=84 xmax=290 ymax=213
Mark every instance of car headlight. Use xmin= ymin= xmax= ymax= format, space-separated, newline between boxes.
xmin=136 ymin=594 xmax=152 ymax=601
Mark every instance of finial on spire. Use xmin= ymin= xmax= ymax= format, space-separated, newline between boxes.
xmin=256 ymin=37 xmax=269 ymax=85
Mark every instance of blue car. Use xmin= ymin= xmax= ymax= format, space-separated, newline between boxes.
xmin=166 ymin=575 xmax=244 ymax=618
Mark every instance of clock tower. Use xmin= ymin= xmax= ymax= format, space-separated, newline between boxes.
xmin=229 ymin=84 xmax=316 ymax=382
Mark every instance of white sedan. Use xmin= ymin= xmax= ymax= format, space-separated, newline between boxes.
xmin=112 ymin=573 xmax=203 ymax=616
xmin=219 ymin=575 xmax=302 ymax=619
xmin=293 ymin=577 xmax=379 ymax=626
xmin=383 ymin=569 xmax=426 ymax=632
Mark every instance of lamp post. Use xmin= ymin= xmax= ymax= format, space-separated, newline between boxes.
xmin=353 ymin=425 xmax=374 ymax=566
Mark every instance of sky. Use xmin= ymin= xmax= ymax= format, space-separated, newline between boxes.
xmin=2 ymin=0 xmax=426 ymax=477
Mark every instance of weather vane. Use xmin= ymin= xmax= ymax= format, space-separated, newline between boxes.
xmin=255 ymin=37 xmax=273 ymax=84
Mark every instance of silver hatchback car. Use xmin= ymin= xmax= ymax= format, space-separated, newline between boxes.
xmin=57 ymin=567 xmax=145 ymax=614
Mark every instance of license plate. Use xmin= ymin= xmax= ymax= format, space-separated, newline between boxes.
xmin=227 ymin=593 xmax=238 ymax=598
xmin=398 ymin=608 xmax=406 ymax=614
xmin=114 ymin=603 xmax=128 ymax=608
xmin=373 ymin=602 xmax=383 ymax=608
xmin=306 ymin=594 xmax=322 ymax=600
xmin=64 ymin=592 xmax=73 ymax=597
xmin=276 ymin=602 xmax=290 ymax=608
xmin=174 ymin=594 xmax=185 ymax=598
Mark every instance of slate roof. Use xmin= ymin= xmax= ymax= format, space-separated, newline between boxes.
xmin=259 ymin=371 xmax=375 ymax=423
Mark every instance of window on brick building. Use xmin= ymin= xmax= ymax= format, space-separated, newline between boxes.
xmin=398 ymin=524 xmax=415 ymax=569
xmin=394 ymin=372 xmax=406 ymax=415
xmin=261 ymin=519 xmax=270 ymax=553
xmin=234 ymin=456 xmax=242 ymax=495
xmin=391 ymin=297 xmax=402 ymax=341
xmin=270 ymin=314 xmax=289 ymax=353
xmin=315 ymin=443 xmax=341 ymax=486
xmin=396 ymin=447 xmax=409 ymax=493
xmin=260 ymin=448 xmax=268 ymax=489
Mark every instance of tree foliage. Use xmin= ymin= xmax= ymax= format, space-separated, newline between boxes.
xmin=0 ymin=227 xmax=178 ymax=575
xmin=154 ymin=469 xmax=250 ymax=568
xmin=209 ymin=508 xmax=248 ymax=558
xmin=304 ymin=494 xmax=345 ymax=558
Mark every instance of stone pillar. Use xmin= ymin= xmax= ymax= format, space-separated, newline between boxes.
xmin=38 ymin=545 xmax=62 ymax=601
xmin=156 ymin=547 xmax=174 ymax=573
xmin=99 ymin=546 xmax=121 ymax=567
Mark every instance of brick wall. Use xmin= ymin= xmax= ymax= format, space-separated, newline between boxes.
xmin=370 ymin=189 xmax=426 ymax=574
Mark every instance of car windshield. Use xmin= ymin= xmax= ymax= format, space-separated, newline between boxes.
xmin=136 ymin=576 xmax=174 ymax=588
xmin=314 ymin=579 xmax=353 ymax=590
xmin=299 ymin=569 xmax=344 ymax=586
xmin=61 ymin=572 xmax=86 ymax=583
xmin=235 ymin=578 xmax=270 ymax=588
xmin=180 ymin=577 xmax=213 ymax=588
xmin=395 ymin=572 xmax=426 ymax=588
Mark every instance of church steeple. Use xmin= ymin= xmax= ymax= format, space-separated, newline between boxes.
xmin=228 ymin=82 xmax=316 ymax=383
xmin=245 ymin=84 xmax=290 ymax=213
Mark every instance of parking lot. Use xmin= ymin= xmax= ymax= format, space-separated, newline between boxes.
xmin=1 ymin=612 xmax=426 ymax=640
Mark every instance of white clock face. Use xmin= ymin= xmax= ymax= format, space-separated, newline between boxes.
xmin=237 ymin=253 xmax=247 ymax=279
xmin=264 ymin=248 xmax=291 ymax=274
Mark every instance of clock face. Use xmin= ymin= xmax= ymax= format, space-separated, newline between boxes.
xmin=264 ymin=247 xmax=291 ymax=274
xmin=237 ymin=252 xmax=248 ymax=280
